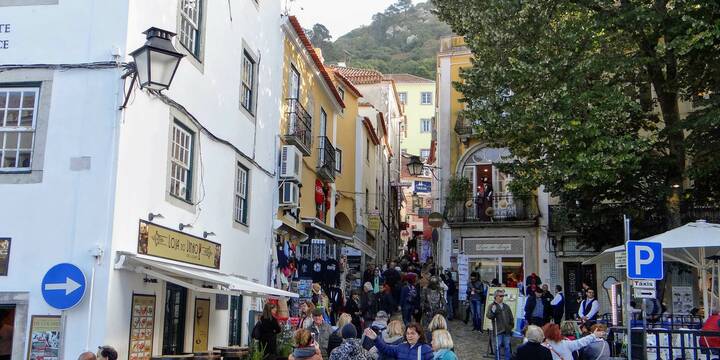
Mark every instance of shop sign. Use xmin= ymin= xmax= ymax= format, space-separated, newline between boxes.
xmin=368 ymin=215 xmax=381 ymax=231
xmin=28 ymin=315 xmax=61 ymax=360
xmin=342 ymin=246 xmax=361 ymax=257
xmin=418 ymin=208 xmax=431 ymax=217
xmin=414 ymin=181 xmax=432 ymax=193
xmin=138 ymin=220 xmax=221 ymax=269
xmin=0 ymin=24 xmax=10 ymax=50
xmin=476 ymin=243 xmax=512 ymax=252
xmin=0 ymin=238 xmax=10 ymax=276
xmin=614 ymin=251 xmax=626 ymax=269
xmin=129 ymin=294 xmax=155 ymax=360
xmin=193 ymin=299 xmax=211 ymax=351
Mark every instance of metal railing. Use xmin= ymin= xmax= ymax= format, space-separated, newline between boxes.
xmin=606 ymin=326 xmax=720 ymax=360
xmin=454 ymin=114 xmax=481 ymax=137
xmin=317 ymin=136 xmax=336 ymax=181
xmin=284 ymin=98 xmax=312 ymax=155
xmin=598 ymin=313 xmax=704 ymax=330
xmin=444 ymin=193 xmax=539 ymax=224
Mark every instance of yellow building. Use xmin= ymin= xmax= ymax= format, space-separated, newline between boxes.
xmin=275 ymin=16 xmax=350 ymax=276
xmin=434 ymin=36 xmax=551 ymax=285
xmin=385 ymin=74 xmax=436 ymax=159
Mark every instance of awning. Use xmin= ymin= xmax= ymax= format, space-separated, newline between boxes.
xmin=115 ymin=253 xmax=297 ymax=298
xmin=350 ymin=236 xmax=377 ymax=259
xmin=276 ymin=221 xmax=309 ymax=242
xmin=301 ymin=217 xmax=353 ymax=241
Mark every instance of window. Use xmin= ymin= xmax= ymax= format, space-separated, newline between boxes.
xmin=179 ymin=0 xmax=203 ymax=58
xmin=169 ymin=121 xmax=194 ymax=202
xmin=420 ymin=92 xmax=433 ymax=105
xmin=420 ymin=118 xmax=431 ymax=133
xmin=399 ymin=92 xmax=407 ymax=105
xmin=0 ymin=88 xmax=38 ymax=171
xmin=420 ymin=149 xmax=430 ymax=161
xmin=289 ymin=65 xmax=300 ymax=100
xmin=319 ymin=108 xmax=327 ymax=137
xmin=338 ymin=87 xmax=345 ymax=101
xmin=366 ymin=138 xmax=370 ymax=161
xmin=365 ymin=189 xmax=369 ymax=214
xmin=335 ymin=148 xmax=342 ymax=173
xmin=241 ymin=51 xmax=255 ymax=113
xmin=234 ymin=163 xmax=249 ymax=225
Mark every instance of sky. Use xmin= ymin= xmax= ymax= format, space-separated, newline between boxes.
xmin=290 ymin=0 xmax=419 ymax=39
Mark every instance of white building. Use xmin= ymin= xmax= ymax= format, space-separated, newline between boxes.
xmin=0 ymin=1 xmax=292 ymax=360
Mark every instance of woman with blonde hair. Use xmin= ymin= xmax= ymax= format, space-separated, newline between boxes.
xmin=431 ymin=329 xmax=457 ymax=360
xmin=289 ymin=329 xmax=322 ymax=360
xmin=328 ymin=313 xmax=353 ymax=355
xmin=364 ymin=320 xmax=406 ymax=360
xmin=426 ymin=314 xmax=448 ymax=342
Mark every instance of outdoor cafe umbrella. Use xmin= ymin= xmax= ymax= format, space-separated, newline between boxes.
xmin=583 ymin=220 xmax=720 ymax=319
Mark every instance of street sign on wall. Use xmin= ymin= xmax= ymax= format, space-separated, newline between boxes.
xmin=414 ymin=181 xmax=432 ymax=193
xmin=614 ymin=251 xmax=626 ymax=269
xmin=41 ymin=263 xmax=87 ymax=310
xmin=627 ymin=241 xmax=663 ymax=280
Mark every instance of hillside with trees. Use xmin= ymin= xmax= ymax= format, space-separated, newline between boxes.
xmin=306 ymin=0 xmax=452 ymax=79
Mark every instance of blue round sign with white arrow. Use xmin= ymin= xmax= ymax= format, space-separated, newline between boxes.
xmin=41 ymin=263 xmax=87 ymax=310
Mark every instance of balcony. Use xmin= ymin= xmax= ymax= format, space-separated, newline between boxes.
xmin=317 ymin=136 xmax=336 ymax=182
xmin=454 ymin=114 xmax=481 ymax=142
xmin=444 ymin=194 xmax=539 ymax=226
xmin=284 ymin=98 xmax=312 ymax=155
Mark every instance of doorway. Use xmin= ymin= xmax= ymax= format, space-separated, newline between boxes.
xmin=162 ymin=283 xmax=187 ymax=355
xmin=470 ymin=257 xmax=524 ymax=287
xmin=0 ymin=306 xmax=14 ymax=360
xmin=563 ymin=262 xmax=597 ymax=320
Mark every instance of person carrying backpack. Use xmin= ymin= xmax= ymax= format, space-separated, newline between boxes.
xmin=422 ymin=277 xmax=447 ymax=327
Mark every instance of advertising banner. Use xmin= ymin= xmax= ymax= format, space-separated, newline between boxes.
xmin=28 ymin=316 xmax=61 ymax=360
xmin=129 ymin=294 xmax=155 ymax=360
xmin=138 ymin=220 xmax=221 ymax=269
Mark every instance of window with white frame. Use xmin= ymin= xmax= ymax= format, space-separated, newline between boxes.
xmin=169 ymin=121 xmax=194 ymax=201
xmin=234 ymin=163 xmax=249 ymax=225
xmin=241 ymin=51 xmax=255 ymax=113
xmin=420 ymin=148 xmax=430 ymax=161
xmin=335 ymin=148 xmax=342 ymax=173
xmin=0 ymin=87 xmax=38 ymax=171
xmin=420 ymin=118 xmax=431 ymax=133
xmin=420 ymin=92 xmax=433 ymax=105
xmin=179 ymin=0 xmax=203 ymax=58
xmin=399 ymin=92 xmax=407 ymax=105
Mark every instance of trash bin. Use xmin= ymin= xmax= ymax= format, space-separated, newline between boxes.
xmin=630 ymin=328 xmax=646 ymax=360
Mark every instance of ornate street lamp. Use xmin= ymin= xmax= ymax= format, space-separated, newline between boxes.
xmin=130 ymin=27 xmax=184 ymax=90
xmin=407 ymin=155 xmax=424 ymax=177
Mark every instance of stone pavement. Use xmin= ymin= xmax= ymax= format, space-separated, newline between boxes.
xmin=448 ymin=319 xmax=524 ymax=360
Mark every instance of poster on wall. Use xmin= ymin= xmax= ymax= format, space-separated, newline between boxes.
xmin=671 ymin=286 xmax=694 ymax=315
xmin=129 ymin=294 xmax=155 ymax=360
xmin=457 ymin=255 xmax=469 ymax=301
xmin=193 ymin=299 xmax=210 ymax=352
xmin=0 ymin=238 xmax=10 ymax=276
xmin=27 ymin=315 xmax=61 ymax=360
xmin=482 ymin=287 xmax=520 ymax=332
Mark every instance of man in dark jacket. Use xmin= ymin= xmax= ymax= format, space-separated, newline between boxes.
xmin=486 ymin=289 xmax=514 ymax=360
xmin=525 ymin=288 xmax=551 ymax=326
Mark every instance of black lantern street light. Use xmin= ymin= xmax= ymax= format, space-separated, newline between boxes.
xmin=120 ymin=27 xmax=184 ymax=109
xmin=407 ymin=155 xmax=425 ymax=177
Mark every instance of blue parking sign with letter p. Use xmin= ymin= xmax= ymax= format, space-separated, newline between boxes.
xmin=626 ymin=241 xmax=663 ymax=280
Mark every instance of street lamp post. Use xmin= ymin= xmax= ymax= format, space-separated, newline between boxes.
xmin=407 ymin=155 xmax=424 ymax=177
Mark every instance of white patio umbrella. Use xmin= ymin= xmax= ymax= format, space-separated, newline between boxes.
xmin=583 ymin=220 xmax=720 ymax=319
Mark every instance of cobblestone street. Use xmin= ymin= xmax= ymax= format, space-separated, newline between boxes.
xmin=449 ymin=320 xmax=491 ymax=359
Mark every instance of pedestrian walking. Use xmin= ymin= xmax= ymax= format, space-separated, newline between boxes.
xmin=309 ymin=309 xmax=333 ymax=358
xmin=421 ymin=276 xmax=446 ymax=328
xmin=329 ymin=324 xmax=372 ymax=360
xmin=255 ymin=303 xmax=281 ymax=358
xmin=542 ymin=323 xmax=604 ymax=360
xmin=328 ymin=313 xmax=353 ymax=355
xmin=442 ymin=271 xmax=456 ymax=320
xmin=363 ymin=323 xmax=433 ymax=360
xmin=363 ymin=318 xmax=404 ymax=360
xmin=289 ymin=329 xmax=323 ymax=360
xmin=430 ymin=329 xmax=457 ymax=360
xmin=551 ymin=285 xmax=565 ymax=324
xmin=515 ymin=326 xmax=552 ymax=360
xmin=400 ymin=274 xmax=419 ymax=325
xmin=467 ymin=273 xmax=485 ymax=331
xmin=577 ymin=289 xmax=599 ymax=326
xmin=426 ymin=314 xmax=448 ymax=343
xmin=361 ymin=282 xmax=379 ymax=328
xmin=486 ymin=289 xmax=514 ymax=360
xmin=78 ymin=353 xmax=96 ymax=360
xmin=298 ymin=300 xmax=315 ymax=329
xmin=578 ymin=324 xmax=609 ymax=360
xmin=524 ymin=288 xmax=551 ymax=326
xmin=380 ymin=283 xmax=399 ymax=316
xmin=347 ymin=291 xmax=363 ymax=333
xmin=96 ymin=346 xmax=117 ymax=360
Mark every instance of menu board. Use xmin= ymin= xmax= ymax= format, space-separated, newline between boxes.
xmin=28 ymin=316 xmax=61 ymax=360
xmin=129 ymin=294 xmax=155 ymax=360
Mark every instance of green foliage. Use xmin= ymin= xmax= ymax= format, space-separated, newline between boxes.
xmin=433 ymin=0 xmax=720 ymax=247
xmin=448 ymin=176 xmax=470 ymax=203
xmin=248 ymin=341 xmax=266 ymax=360
xmin=310 ymin=1 xmax=452 ymax=79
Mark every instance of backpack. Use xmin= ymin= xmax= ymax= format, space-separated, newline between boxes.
xmin=425 ymin=289 xmax=446 ymax=316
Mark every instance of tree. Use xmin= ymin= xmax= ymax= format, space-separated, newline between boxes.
xmin=308 ymin=23 xmax=332 ymax=46
xmin=433 ymin=0 xmax=720 ymax=247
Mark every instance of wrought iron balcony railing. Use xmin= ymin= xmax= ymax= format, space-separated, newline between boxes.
xmin=284 ymin=98 xmax=312 ymax=155
xmin=317 ymin=135 xmax=336 ymax=182
xmin=444 ymin=193 xmax=539 ymax=225
xmin=454 ymin=114 xmax=482 ymax=138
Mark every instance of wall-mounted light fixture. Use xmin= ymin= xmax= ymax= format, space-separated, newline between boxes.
xmin=179 ymin=223 xmax=193 ymax=231
xmin=120 ymin=27 xmax=185 ymax=109
xmin=148 ymin=212 xmax=164 ymax=222
xmin=407 ymin=155 xmax=424 ymax=177
xmin=203 ymin=231 xmax=216 ymax=239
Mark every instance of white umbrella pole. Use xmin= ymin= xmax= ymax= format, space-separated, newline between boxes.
xmin=701 ymin=248 xmax=709 ymax=320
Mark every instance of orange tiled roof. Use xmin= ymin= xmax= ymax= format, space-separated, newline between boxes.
xmin=288 ymin=16 xmax=345 ymax=108
xmin=384 ymin=73 xmax=434 ymax=83
xmin=333 ymin=70 xmax=363 ymax=98
xmin=331 ymin=66 xmax=385 ymax=85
